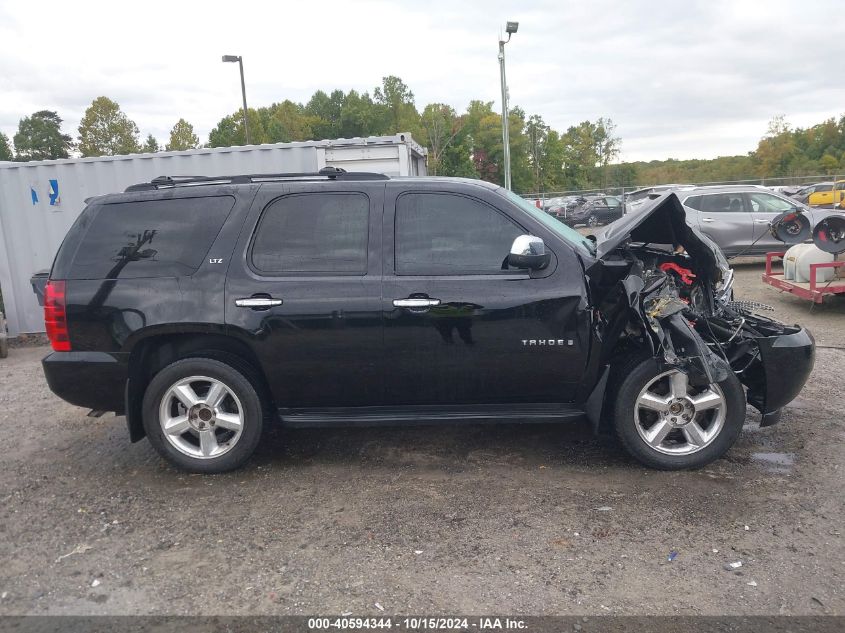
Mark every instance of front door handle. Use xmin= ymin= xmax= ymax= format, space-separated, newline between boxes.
xmin=235 ymin=296 xmax=283 ymax=309
xmin=701 ymin=217 xmax=716 ymax=223
xmin=754 ymin=219 xmax=770 ymax=223
xmin=393 ymin=297 xmax=441 ymax=309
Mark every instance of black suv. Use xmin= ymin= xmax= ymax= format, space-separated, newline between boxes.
xmin=42 ymin=169 xmax=814 ymax=473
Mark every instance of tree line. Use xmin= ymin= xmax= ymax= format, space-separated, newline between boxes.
xmin=0 ymin=76 xmax=621 ymax=193
xmin=613 ymin=114 xmax=845 ymax=189
xmin=2 ymin=76 xmax=843 ymax=192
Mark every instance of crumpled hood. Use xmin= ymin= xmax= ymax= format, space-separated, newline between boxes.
xmin=594 ymin=192 xmax=724 ymax=282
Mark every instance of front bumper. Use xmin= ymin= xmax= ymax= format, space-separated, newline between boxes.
xmin=42 ymin=351 xmax=128 ymax=413
xmin=743 ymin=326 xmax=815 ymax=415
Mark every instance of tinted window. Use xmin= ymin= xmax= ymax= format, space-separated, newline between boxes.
xmin=699 ymin=193 xmax=746 ymax=213
xmin=395 ymin=193 xmax=522 ymax=275
xmin=684 ymin=195 xmax=702 ymax=210
xmin=68 ymin=196 xmax=235 ymax=280
xmin=252 ymin=193 xmax=368 ymax=274
xmin=816 ymin=184 xmax=833 ymax=192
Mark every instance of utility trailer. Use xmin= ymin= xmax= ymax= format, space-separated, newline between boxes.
xmin=762 ymin=251 xmax=845 ymax=303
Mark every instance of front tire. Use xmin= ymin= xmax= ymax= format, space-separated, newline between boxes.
xmin=587 ymin=215 xmax=599 ymax=228
xmin=611 ymin=356 xmax=745 ymax=469
xmin=142 ymin=357 xmax=264 ymax=473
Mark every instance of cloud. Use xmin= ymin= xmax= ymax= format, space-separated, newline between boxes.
xmin=0 ymin=0 xmax=842 ymax=161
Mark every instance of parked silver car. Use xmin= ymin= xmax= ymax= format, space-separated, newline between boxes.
xmin=677 ymin=186 xmax=835 ymax=256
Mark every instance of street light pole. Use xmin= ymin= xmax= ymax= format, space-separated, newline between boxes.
xmin=222 ymin=55 xmax=251 ymax=145
xmin=498 ymin=21 xmax=518 ymax=190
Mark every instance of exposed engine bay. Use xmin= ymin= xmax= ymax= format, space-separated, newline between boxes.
xmin=587 ymin=193 xmax=815 ymax=423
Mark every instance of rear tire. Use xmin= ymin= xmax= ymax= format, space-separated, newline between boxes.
xmin=587 ymin=215 xmax=599 ymax=228
xmin=142 ymin=357 xmax=264 ymax=473
xmin=611 ymin=355 xmax=745 ymax=469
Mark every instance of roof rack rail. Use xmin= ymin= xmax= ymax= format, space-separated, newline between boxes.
xmin=124 ymin=166 xmax=389 ymax=192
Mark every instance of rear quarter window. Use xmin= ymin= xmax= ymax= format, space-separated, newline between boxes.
xmin=683 ymin=195 xmax=702 ymax=210
xmin=61 ymin=196 xmax=235 ymax=280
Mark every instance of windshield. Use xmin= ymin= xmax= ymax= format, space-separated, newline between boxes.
xmin=505 ymin=190 xmax=595 ymax=255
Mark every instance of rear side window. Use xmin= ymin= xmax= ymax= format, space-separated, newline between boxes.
xmin=66 ymin=196 xmax=235 ymax=279
xmin=699 ymin=193 xmax=746 ymax=213
xmin=251 ymin=193 xmax=369 ymax=274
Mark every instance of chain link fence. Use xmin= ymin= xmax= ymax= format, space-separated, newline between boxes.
xmin=521 ymin=174 xmax=842 ymax=208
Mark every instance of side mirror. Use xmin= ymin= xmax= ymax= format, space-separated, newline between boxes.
xmin=508 ymin=235 xmax=550 ymax=270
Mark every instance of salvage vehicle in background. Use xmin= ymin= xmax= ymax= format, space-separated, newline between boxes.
xmin=561 ymin=195 xmax=624 ymax=227
xmin=679 ymin=185 xmax=833 ymax=256
xmin=40 ymin=171 xmax=814 ymax=473
xmin=807 ymin=179 xmax=845 ymax=208
xmin=789 ymin=181 xmax=831 ymax=205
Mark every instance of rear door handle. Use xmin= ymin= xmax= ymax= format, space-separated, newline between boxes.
xmin=393 ymin=297 xmax=441 ymax=309
xmin=701 ymin=217 xmax=716 ymax=223
xmin=754 ymin=219 xmax=770 ymax=223
xmin=235 ymin=296 xmax=283 ymax=309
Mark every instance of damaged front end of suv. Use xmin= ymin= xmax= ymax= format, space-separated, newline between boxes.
xmin=586 ymin=193 xmax=814 ymax=431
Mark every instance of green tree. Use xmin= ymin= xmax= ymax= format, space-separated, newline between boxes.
xmin=539 ymin=129 xmax=566 ymax=191
xmin=305 ymin=89 xmax=345 ymax=139
xmin=754 ymin=115 xmax=796 ymax=177
xmin=165 ymin=118 xmax=200 ymax=151
xmin=373 ymin=76 xmax=420 ymax=136
xmin=208 ymin=108 xmax=266 ymax=147
xmin=12 ymin=110 xmax=72 ymax=161
xmin=594 ymin=117 xmax=621 ymax=187
xmin=0 ymin=132 xmax=12 ymax=161
xmin=77 ymin=97 xmax=141 ymax=157
xmin=141 ymin=134 xmax=159 ymax=153
xmin=525 ymin=114 xmax=549 ymax=192
xmin=263 ymin=101 xmax=317 ymax=143
xmin=820 ymin=153 xmax=839 ymax=174
xmin=339 ymin=90 xmax=381 ymax=137
xmin=420 ymin=103 xmax=466 ymax=176
xmin=462 ymin=100 xmax=503 ymax=183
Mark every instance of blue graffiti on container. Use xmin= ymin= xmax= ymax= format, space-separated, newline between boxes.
xmin=49 ymin=179 xmax=60 ymax=206
xmin=31 ymin=187 xmax=38 ymax=205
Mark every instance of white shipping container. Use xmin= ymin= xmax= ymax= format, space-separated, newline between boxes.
xmin=0 ymin=134 xmax=427 ymax=336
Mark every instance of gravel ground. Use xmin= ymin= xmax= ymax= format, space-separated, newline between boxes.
xmin=0 ymin=261 xmax=842 ymax=616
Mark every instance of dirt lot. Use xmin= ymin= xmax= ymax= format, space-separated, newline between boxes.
xmin=0 ymin=261 xmax=842 ymax=616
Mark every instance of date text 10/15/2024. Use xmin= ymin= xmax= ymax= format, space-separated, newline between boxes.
xmin=308 ymin=617 xmax=528 ymax=630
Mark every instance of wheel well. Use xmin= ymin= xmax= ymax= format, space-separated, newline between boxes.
xmin=125 ymin=333 xmax=273 ymax=442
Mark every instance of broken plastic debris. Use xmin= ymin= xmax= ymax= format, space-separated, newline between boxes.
xmin=414 ymin=550 xmax=423 ymax=555
xmin=1 ymin=592 xmax=7 ymax=600
xmin=375 ymin=602 xmax=384 ymax=612
xmin=744 ymin=525 xmax=750 ymax=531
xmin=91 ymin=579 xmax=101 ymax=588
xmin=747 ymin=581 xmax=757 ymax=587
xmin=55 ymin=544 xmax=92 ymax=563
xmin=724 ymin=561 xmax=743 ymax=570
xmin=667 ymin=551 xmax=678 ymax=562
xmin=712 ymin=549 xmax=719 ymax=554
xmin=342 ymin=612 xmax=352 ymax=617
xmin=595 ymin=506 xmax=612 ymax=512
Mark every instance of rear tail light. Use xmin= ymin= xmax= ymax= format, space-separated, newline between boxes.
xmin=44 ymin=280 xmax=71 ymax=352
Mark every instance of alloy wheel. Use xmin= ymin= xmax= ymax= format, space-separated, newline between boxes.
xmin=158 ymin=375 xmax=244 ymax=459
xmin=634 ymin=370 xmax=726 ymax=455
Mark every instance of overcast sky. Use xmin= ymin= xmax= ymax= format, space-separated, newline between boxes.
xmin=1 ymin=0 xmax=842 ymax=162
